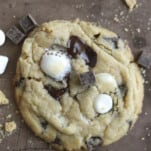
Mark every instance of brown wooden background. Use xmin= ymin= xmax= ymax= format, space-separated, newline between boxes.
xmin=0 ymin=0 xmax=151 ymax=151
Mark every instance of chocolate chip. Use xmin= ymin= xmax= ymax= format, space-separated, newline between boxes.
xmin=94 ymin=33 xmax=100 ymax=38
xmin=127 ymin=120 xmax=133 ymax=130
xmin=19 ymin=14 xmax=37 ymax=33
xmin=119 ymin=84 xmax=127 ymax=98
xmin=104 ymin=37 xmax=119 ymax=49
xmin=15 ymin=77 xmax=25 ymax=87
xmin=67 ymin=36 xmax=97 ymax=68
xmin=86 ymin=137 xmax=102 ymax=151
xmin=44 ymin=85 xmax=67 ymax=100
xmin=137 ymin=51 xmax=151 ymax=69
xmin=79 ymin=71 xmax=95 ymax=88
xmin=41 ymin=120 xmax=48 ymax=129
xmin=53 ymin=137 xmax=62 ymax=145
xmin=6 ymin=26 xmax=25 ymax=45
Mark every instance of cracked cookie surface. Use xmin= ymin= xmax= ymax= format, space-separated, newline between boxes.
xmin=15 ymin=20 xmax=144 ymax=151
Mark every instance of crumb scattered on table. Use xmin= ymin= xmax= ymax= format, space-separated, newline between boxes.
xmin=5 ymin=121 xmax=17 ymax=133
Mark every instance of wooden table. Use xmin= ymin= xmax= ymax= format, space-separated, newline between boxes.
xmin=0 ymin=0 xmax=151 ymax=150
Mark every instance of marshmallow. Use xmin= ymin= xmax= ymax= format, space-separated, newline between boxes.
xmin=0 ymin=30 xmax=6 ymax=46
xmin=94 ymin=94 xmax=113 ymax=114
xmin=0 ymin=56 xmax=9 ymax=75
xmin=40 ymin=50 xmax=71 ymax=81
xmin=96 ymin=73 xmax=117 ymax=92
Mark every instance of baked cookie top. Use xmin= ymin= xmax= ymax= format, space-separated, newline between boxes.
xmin=15 ymin=20 xmax=144 ymax=151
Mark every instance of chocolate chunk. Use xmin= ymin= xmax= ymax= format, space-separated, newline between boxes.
xmin=6 ymin=26 xmax=25 ymax=45
xmin=44 ymin=85 xmax=67 ymax=100
xmin=79 ymin=71 xmax=95 ymax=88
xmin=19 ymin=14 xmax=37 ymax=33
xmin=41 ymin=120 xmax=48 ymax=129
xmin=94 ymin=33 xmax=100 ymax=38
xmin=119 ymin=84 xmax=128 ymax=98
xmin=137 ymin=51 xmax=151 ymax=69
xmin=67 ymin=36 xmax=97 ymax=68
xmin=15 ymin=77 xmax=25 ymax=87
xmin=86 ymin=137 xmax=102 ymax=151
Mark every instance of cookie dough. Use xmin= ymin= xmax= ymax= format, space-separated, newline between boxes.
xmin=14 ymin=20 xmax=144 ymax=151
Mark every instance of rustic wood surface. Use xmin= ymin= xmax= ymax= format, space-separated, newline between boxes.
xmin=0 ymin=0 xmax=151 ymax=151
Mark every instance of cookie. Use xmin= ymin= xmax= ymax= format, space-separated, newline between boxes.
xmin=14 ymin=20 xmax=144 ymax=151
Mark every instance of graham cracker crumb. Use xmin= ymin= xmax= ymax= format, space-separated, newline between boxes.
xmin=0 ymin=91 xmax=9 ymax=105
xmin=5 ymin=121 xmax=16 ymax=133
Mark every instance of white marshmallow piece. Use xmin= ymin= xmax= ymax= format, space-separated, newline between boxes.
xmin=96 ymin=73 xmax=117 ymax=92
xmin=0 ymin=30 xmax=6 ymax=46
xmin=94 ymin=94 xmax=113 ymax=114
xmin=0 ymin=56 xmax=9 ymax=75
xmin=40 ymin=50 xmax=71 ymax=81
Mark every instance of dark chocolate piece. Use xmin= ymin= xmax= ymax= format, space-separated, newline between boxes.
xmin=137 ymin=51 xmax=151 ymax=69
xmin=94 ymin=33 xmax=100 ymax=38
xmin=15 ymin=77 xmax=25 ymax=87
xmin=6 ymin=26 xmax=25 ymax=45
xmin=67 ymin=36 xmax=97 ymax=68
xmin=41 ymin=120 xmax=48 ymax=129
xmin=19 ymin=14 xmax=37 ymax=33
xmin=119 ymin=84 xmax=128 ymax=98
xmin=79 ymin=71 xmax=95 ymax=88
xmin=86 ymin=137 xmax=102 ymax=151
xmin=44 ymin=85 xmax=67 ymax=100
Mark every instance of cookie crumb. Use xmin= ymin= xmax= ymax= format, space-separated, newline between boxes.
xmin=5 ymin=121 xmax=16 ymax=133
xmin=136 ymin=28 xmax=141 ymax=33
xmin=113 ymin=15 xmax=120 ymax=23
xmin=140 ymin=68 xmax=146 ymax=77
xmin=6 ymin=114 xmax=12 ymax=119
xmin=0 ymin=91 xmax=9 ymax=105
xmin=124 ymin=0 xmax=137 ymax=11
xmin=124 ymin=28 xmax=129 ymax=32
xmin=141 ymin=137 xmax=145 ymax=141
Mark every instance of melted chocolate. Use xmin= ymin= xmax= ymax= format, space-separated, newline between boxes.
xmin=44 ymin=85 xmax=67 ymax=100
xmin=94 ymin=33 xmax=100 ymax=38
xmin=86 ymin=137 xmax=102 ymax=151
xmin=15 ymin=77 xmax=25 ymax=87
xmin=41 ymin=120 xmax=48 ymax=129
xmin=67 ymin=36 xmax=97 ymax=68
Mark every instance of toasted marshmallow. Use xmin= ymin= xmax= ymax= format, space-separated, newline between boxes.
xmin=96 ymin=73 xmax=117 ymax=92
xmin=40 ymin=50 xmax=71 ymax=81
xmin=0 ymin=30 xmax=6 ymax=46
xmin=94 ymin=94 xmax=113 ymax=114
